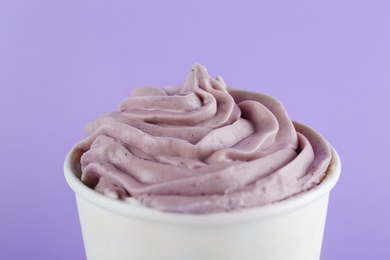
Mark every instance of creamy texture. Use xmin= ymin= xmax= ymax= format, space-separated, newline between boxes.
xmin=76 ymin=64 xmax=331 ymax=214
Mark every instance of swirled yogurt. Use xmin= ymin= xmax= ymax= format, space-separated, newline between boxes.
xmin=76 ymin=64 xmax=332 ymax=214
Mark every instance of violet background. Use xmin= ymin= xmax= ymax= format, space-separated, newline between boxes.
xmin=1 ymin=0 xmax=389 ymax=259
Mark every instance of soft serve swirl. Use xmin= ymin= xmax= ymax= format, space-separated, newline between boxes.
xmin=76 ymin=64 xmax=332 ymax=214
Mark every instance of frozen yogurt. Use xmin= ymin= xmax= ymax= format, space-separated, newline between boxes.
xmin=75 ymin=64 xmax=332 ymax=214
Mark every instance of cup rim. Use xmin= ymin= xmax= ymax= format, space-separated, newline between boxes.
xmin=64 ymin=140 xmax=341 ymax=226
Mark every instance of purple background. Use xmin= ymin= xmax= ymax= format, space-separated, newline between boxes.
xmin=1 ymin=0 xmax=389 ymax=259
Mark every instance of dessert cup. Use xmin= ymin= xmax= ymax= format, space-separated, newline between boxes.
xmin=64 ymin=127 xmax=341 ymax=260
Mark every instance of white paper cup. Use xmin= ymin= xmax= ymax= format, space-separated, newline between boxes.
xmin=64 ymin=144 xmax=341 ymax=260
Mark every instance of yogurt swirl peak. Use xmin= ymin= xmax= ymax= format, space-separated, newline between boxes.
xmin=76 ymin=63 xmax=332 ymax=214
